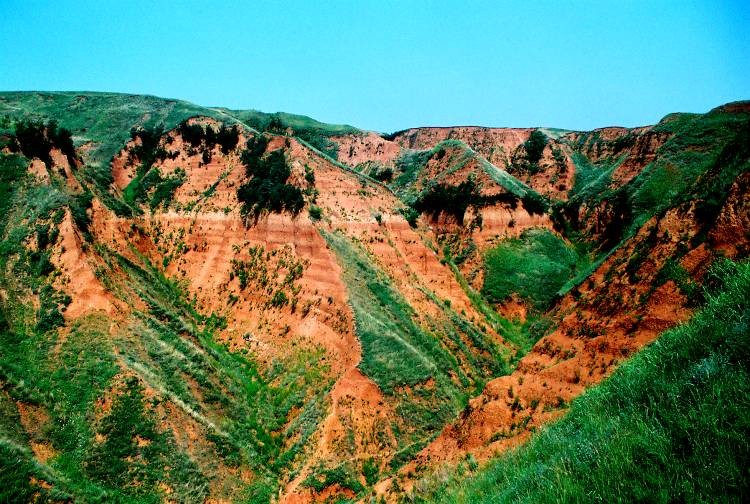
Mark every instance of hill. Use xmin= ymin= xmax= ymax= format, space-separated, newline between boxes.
xmin=0 ymin=91 xmax=748 ymax=503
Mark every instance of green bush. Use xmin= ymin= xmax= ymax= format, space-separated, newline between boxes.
xmin=373 ymin=166 xmax=394 ymax=182
xmin=70 ymin=189 xmax=94 ymax=237
xmin=0 ymin=154 xmax=26 ymax=234
xmin=237 ymin=137 xmax=304 ymax=219
xmin=35 ymin=284 xmax=69 ymax=333
xmin=84 ymin=377 xmax=167 ymax=492
xmin=524 ymin=129 xmax=547 ymax=166
xmin=149 ymin=168 xmax=186 ymax=210
xmin=399 ymin=206 xmax=419 ymax=227
xmin=176 ymin=120 xmax=239 ymax=154
xmin=123 ymin=166 xmax=185 ymax=211
xmin=520 ymin=191 xmax=548 ymax=215
xmin=303 ymin=463 xmax=364 ymax=494
xmin=308 ymin=204 xmax=322 ymax=220
xmin=129 ymin=124 xmax=166 ymax=168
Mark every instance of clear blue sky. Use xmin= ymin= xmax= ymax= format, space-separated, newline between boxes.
xmin=1 ymin=0 xmax=748 ymax=132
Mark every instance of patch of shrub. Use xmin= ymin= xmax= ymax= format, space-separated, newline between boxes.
xmin=304 ymin=165 xmax=315 ymax=186
xmin=372 ymin=166 xmax=394 ymax=182
xmin=129 ymin=124 xmax=166 ymax=168
xmin=362 ymin=457 xmax=379 ymax=486
xmin=85 ymin=377 xmax=170 ymax=495
xmin=655 ymin=258 xmax=703 ymax=306
xmin=308 ymin=205 xmax=322 ymax=220
xmin=70 ymin=189 xmax=94 ymax=238
xmin=268 ymin=290 xmax=289 ymax=308
xmin=35 ymin=284 xmax=68 ymax=332
xmin=0 ymin=154 xmax=26 ymax=233
xmin=123 ymin=165 xmax=185 ymax=211
xmin=521 ymin=191 xmax=549 ymax=215
xmin=13 ymin=119 xmax=76 ymax=166
xmin=303 ymin=463 xmax=364 ymax=494
xmin=149 ymin=168 xmax=186 ymax=210
xmin=524 ymin=129 xmax=547 ymax=165
xmin=414 ymin=178 xmax=482 ymax=220
xmin=177 ymin=120 xmax=240 ymax=155
xmin=399 ymin=207 xmax=419 ymax=227
xmin=237 ymin=137 xmax=304 ymax=220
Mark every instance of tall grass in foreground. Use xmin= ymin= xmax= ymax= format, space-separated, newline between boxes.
xmin=414 ymin=259 xmax=750 ymax=503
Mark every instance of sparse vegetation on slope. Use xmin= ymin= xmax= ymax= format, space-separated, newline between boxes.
xmin=222 ymin=109 xmax=358 ymax=159
xmin=388 ymin=139 xmax=548 ymax=222
xmin=559 ymin=103 xmax=750 ymax=250
xmin=122 ymin=125 xmax=188 ymax=212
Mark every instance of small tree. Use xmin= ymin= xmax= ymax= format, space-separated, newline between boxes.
xmin=524 ymin=129 xmax=547 ymax=166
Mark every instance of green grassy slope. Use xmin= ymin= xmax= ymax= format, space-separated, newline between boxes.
xmin=482 ymin=229 xmax=586 ymax=311
xmin=218 ymin=108 xmax=358 ymax=136
xmin=322 ymin=230 xmax=508 ymax=473
xmin=413 ymin=258 xmax=750 ymax=503
xmin=389 ymin=139 xmax=541 ymax=205
xmin=626 ymin=105 xmax=750 ymax=232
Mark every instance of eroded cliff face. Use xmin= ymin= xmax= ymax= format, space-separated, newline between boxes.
xmin=324 ymin=106 xmax=749 ymax=501
xmin=392 ymin=126 xmax=534 ymax=166
xmin=71 ymin=120 xmax=513 ymax=502
xmin=1 ymin=94 xmax=748 ymax=503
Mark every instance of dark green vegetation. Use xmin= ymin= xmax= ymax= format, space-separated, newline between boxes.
xmin=524 ymin=130 xmax=547 ymax=165
xmin=237 ymin=135 xmax=307 ymax=220
xmin=323 ymin=230 xmax=508 ymax=476
xmin=0 ymin=154 xmax=26 ymax=235
xmin=177 ymin=120 xmax=240 ymax=155
xmin=415 ymin=178 xmax=483 ymax=220
xmin=415 ymin=259 xmax=750 ymax=503
xmin=11 ymin=119 xmax=76 ymax=166
xmin=303 ymin=462 xmax=365 ymax=495
xmin=509 ymin=129 xmax=548 ymax=175
xmin=482 ymin=229 xmax=586 ymax=311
